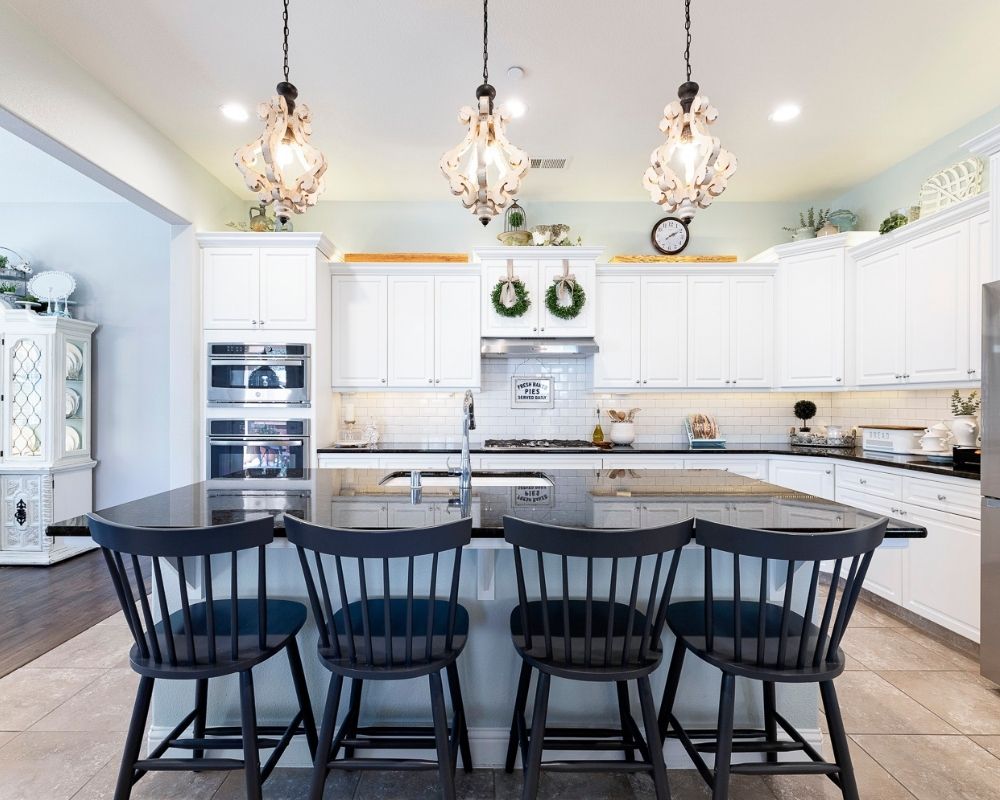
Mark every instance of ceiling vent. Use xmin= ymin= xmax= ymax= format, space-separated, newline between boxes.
xmin=530 ymin=157 xmax=571 ymax=170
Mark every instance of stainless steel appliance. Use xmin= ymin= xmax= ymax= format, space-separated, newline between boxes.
xmin=207 ymin=419 xmax=309 ymax=479
xmin=206 ymin=489 xmax=311 ymax=525
xmin=481 ymin=337 xmax=599 ymax=358
xmin=981 ymin=281 xmax=1000 ymax=682
xmin=207 ymin=343 xmax=310 ymax=406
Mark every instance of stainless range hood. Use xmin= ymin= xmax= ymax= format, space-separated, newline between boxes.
xmin=480 ymin=338 xmax=599 ymax=358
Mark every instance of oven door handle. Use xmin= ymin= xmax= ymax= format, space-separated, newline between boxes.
xmin=209 ymin=439 xmax=306 ymax=448
xmin=209 ymin=359 xmax=307 ymax=368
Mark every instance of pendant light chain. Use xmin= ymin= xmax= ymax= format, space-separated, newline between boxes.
xmin=482 ymin=0 xmax=489 ymax=85
xmin=684 ymin=0 xmax=692 ymax=82
xmin=282 ymin=0 xmax=291 ymax=82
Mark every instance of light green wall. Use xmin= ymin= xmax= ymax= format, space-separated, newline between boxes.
xmin=293 ymin=199 xmax=802 ymax=261
xmin=831 ymin=105 xmax=1000 ymax=230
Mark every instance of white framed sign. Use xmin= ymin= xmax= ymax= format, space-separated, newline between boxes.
xmin=511 ymin=376 xmax=554 ymax=408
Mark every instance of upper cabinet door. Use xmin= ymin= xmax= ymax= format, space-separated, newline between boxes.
xmin=387 ymin=276 xmax=435 ymax=388
xmin=435 ymin=275 xmax=482 ymax=389
xmin=687 ymin=275 xmax=731 ymax=387
xmin=203 ymin=249 xmax=260 ymax=329
xmin=969 ymin=212 xmax=991 ymax=380
xmin=480 ymin=260 xmax=539 ymax=337
xmin=538 ymin=260 xmax=596 ymax=337
xmin=641 ymin=276 xmax=688 ymax=388
xmin=593 ymin=275 xmax=642 ymax=389
xmin=777 ymin=252 xmax=844 ymax=387
xmin=855 ymin=249 xmax=906 ymax=385
xmin=904 ymin=222 xmax=969 ymax=384
xmin=258 ymin=249 xmax=316 ymax=329
xmin=729 ymin=275 xmax=773 ymax=388
xmin=331 ymin=275 xmax=388 ymax=388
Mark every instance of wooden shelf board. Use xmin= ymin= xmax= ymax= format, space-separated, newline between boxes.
xmin=610 ymin=254 xmax=738 ymax=263
xmin=344 ymin=253 xmax=470 ymax=263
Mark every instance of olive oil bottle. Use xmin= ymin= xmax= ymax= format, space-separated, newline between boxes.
xmin=592 ymin=406 xmax=605 ymax=444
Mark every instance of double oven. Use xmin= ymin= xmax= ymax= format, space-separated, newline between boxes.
xmin=206 ymin=343 xmax=312 ymax=480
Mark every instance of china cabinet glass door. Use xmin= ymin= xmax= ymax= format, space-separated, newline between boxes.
xmin=8 ymin=336 xmax=45 ymax=460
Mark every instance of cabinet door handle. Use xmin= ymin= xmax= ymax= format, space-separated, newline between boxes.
xmin=635 ymin=379 xmax=641 ymax=384
xmin=428 ymin=378 xmax=433 ymax=384
xmin=642 ymin=379 xmax=648 ymax=384
xmin=251 ymin=320 xmax=258 ymax=326
xmin=836 ymin=377 xmax=842 ymax=382
xmin=968 ymin=368 xmax=977 ymax=375
xmin=540 ymin=327 xmax=545 ymax=332
xmin=532 ymin=327 xmax=538 ymax=332
xmin=258 ymin=320 xmax=264 ymax=326
xmin=902 ymin=374 xmax=909 ymax=379
xmin=380 ymin=378 xmax=386 ymax=383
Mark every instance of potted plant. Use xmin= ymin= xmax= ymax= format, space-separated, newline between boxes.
xmin=0 ymin=254 xmax=8 ymax=271
xmin=879 ymin=212 xmax=908 ymax=235
xmin=948 ymin=390 xmax=981 ymax=447
xmin=783 ymin=208 xmax=830 ymax=241
xmin=794 ymin=399 xmax=818 ymax=432
xmin=0 ymin=282 xmax=16 ymax=295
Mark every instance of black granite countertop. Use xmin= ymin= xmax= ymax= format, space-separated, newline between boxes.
xmin=50 ymin=469 xmax=925 ymax=540
xmin=317 ymin=441 xmax=980 ymax=481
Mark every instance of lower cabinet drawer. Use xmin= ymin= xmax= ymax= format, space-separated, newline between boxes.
xmin=603 ymin=455 xmax=685 ymax=470
xmin=901 ymin=475 xmax=980 ymax=519
xmin=835 ymin=465 xmax=902 ymax=500
xmin=682 ymin=458 xmax=767 ymax=479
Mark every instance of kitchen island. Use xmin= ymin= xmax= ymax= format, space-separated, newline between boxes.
xmin=50 ymin=468 xmax=924 ymax=769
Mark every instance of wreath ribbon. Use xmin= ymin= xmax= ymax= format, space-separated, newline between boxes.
xmin=500 ymin=260 xmax=520 ymax=309
xmin=552 ymin=260 xmax=577 ymax=307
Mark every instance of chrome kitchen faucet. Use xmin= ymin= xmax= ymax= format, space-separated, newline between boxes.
xmin=459 ymin=389 xmax=476 ymax=491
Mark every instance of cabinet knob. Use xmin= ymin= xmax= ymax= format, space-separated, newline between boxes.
xmin=258 ymin=320 xmax=264 ymax=326
xmin=859 ymin=478 xmax=867 ymax=484
xmin=435 ymin=378 xmax=440 ymax=383
xmin=826 ymin=470 xmax=832 ymax=475
xmin=380 ymin=378 xmax=386 ymax=383
xmin=540 ymin=327 xmax=545 ymax=332
xmin=428 ymin=378 xmax=433 ymax=384
xmin=642 ymin=379 xmax=648 ymax=384
xmin=251 ymin=320 xmax=258 ymax=325
xmin=635 ymin=379 xmax=640 ymax=384
xmin=836 ymin=377 xmax=842 ymax=382
xmin=532 ymin=327 xmax=538 ymax=332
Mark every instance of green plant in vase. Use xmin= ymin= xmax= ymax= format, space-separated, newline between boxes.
xmin=0 ymin=282 xmax=16 ymax=294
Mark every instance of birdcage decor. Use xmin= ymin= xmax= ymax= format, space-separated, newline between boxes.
xmin=498 ymin=199 xmax=532 ymax=245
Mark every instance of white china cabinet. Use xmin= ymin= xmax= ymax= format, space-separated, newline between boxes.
xmin=0 ymin=308 xmax=97 ymax=564
xmin=475 ymin=247 xmax=602 ymax=338
xmin=331 ymin=263 xmax=481 ymax=390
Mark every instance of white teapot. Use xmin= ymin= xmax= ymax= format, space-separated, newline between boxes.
xmin=919 ymin=424 xmax=953 ymax=452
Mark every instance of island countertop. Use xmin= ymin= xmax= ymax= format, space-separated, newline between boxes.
xmin=49 ymin=468 xmax=925 ymax=540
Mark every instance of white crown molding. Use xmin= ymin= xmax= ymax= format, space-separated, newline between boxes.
xmin=964 ymin=125 xmax=1000 ymax=158
xmin=196 ymin=231 xmax=336 ymax=258
xmin=596 ymin=262 xmax=776 ymax=276
xmin=473 ymin=246 xmax=605 ymax=261
xmin=330 ymin=262 xmax=477 ymax=276
xmin=766 ymin=231 xmax=879 ymax=260
xmin=848 ymin=194 xmax=989 ymax=260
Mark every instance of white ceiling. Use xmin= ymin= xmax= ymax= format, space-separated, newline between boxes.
xmin=8 ymin=0 xmax=1000 ymax=204
xmin=0 ymin=126 xmax=124 ymax=203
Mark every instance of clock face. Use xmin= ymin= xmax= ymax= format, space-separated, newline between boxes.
xmin=652 ymin=217 xmax=690 ymax=255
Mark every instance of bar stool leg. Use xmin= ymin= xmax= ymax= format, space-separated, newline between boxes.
xmin=658 ymin=639 xmax=686 ymax=741
xmin=343 ymin=679 xmax=363 ymax=759
xmin=521 ymin=671 xmax=551 ymax=800
xmin=286 ymin=639 xmax=319 ymax=758
xmin=506 ymin=661 xmax=531 ymax=773
xmin=239 ymin=670 xmax=263 ymax=800
xmin=446 ymin=662 xmax=473 ymax=772
xmin=821 ymin=681 xmax=860 ymax=800
xmin=309 ymin=673 xmax=343 ymax=800
xmin=637 ymin=676 xmax=671 ymax=800
xmin=192 ymin=679 xmax=208 ymax=761
xmin=429 ymin=670 xmax=457 ymax=800
xmin=114 ymin=676 xmax=154 ymax=800
xmin=712 ymin=673 xmax=736 ymax=800
xmin=763 ymin=681 xmax=778 ymax=764
xmin=617 ymin=681 xmax=636 ymax=763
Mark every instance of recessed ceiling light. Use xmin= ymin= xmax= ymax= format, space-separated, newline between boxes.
xmin=507 ymin=66 xmax=525 ymax=80
xmin=220 ymin=102 xmax=249 ymax=122
xmin=504 ymin=98 xmax=527 ymax=118
xmin=769 ymin=103 xmax=801 ymax=123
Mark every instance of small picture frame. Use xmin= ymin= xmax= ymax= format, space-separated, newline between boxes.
xmin=511 ymin=375 xmax=554 ymax=409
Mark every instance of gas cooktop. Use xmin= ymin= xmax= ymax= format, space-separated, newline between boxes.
xmin=484 ymin=438 xmax=601 ymax=450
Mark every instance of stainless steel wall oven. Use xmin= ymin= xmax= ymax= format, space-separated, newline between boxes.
xmin=207 ymin=419 xmax=310 ymax=479
xmin=207 ymin=343 xmax=310 ymax=406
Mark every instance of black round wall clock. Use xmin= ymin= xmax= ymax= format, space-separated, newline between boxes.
xmin=651 ymin=216 xmax=691 ymax=255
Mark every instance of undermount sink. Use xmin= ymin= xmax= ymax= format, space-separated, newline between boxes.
xmin=379 ymin=471 xmax=553 ymax=488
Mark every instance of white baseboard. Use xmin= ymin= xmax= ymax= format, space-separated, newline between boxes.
xmin=148 ymin=723 xmax=823 ymax=770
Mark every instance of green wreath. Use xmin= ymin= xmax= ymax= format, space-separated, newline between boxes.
xmin=491 ymin=278 xmax=531 ymax=318
xmin=545 ymin=282 xmax=586 ymax=319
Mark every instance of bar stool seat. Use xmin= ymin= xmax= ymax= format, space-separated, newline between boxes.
xmin=666 ymin=599 xmax=847 ymax=682
xmin=129 ymin=598 xmax=308 ymax=678
xmin=320 ymin=598 xmax=470 ymax=679
xmin=509 ymin=601 xmax=659 ymax=680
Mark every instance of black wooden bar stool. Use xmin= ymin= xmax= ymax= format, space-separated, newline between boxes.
xmin=503 ymin=515 xmax=695 ymax=800
xmin=657 ymin=517 xmax=888 ymax=800
xmin=87 ymin=513 xmax=318 ymax=800
xmin=285 ymin=514 xmax=473 ymax=800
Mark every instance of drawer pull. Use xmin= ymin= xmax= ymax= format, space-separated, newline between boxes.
xmin=937 ymin=494 xmax=947 ymax=501
xmin=859 ymin=478 xmax=867 ymax=485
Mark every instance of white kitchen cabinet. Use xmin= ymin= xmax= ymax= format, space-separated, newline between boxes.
xmin=855 ymin=248 xmax=906 ymax=386
xmin=200 ymin=235 xmax=332 ymax=330
xmin=903 ymin=222 xmax=969 ymax=383
xmin=387 ymin=275 xmax=435 ymax=388
xmin=593 ymin=275 xmax=686 ymax=389
xmin=331 ymin=267 xmax=481 ymax=390
xmin=476 ymin=247 xmax=603 ymax=338
xmin=899 ymin=501 xmax=980 ymax=641
xmin=478 ymin=454 xmax=603 ymax=471
xmin=776 ymin=248 xmax=845 ymax=387
xmin=835 ymin=487 xmax=905 ymax=605
xmin=640 ymin=502 xmax=690 ymax=528
xmin=969 ymin=211 xmax=992 ymax=379
xmin=590 ymin=501 xmax=641 ymax=529
xmin=330 ymin=501 xmax=388 ymax=528
xmin=688 ymin=275 xmax=772 ymax=388
xmin=387 ymin=503 xmax=437 ymax=529
xmin=683 ymin=458 xmax=767 ymax=480
xmin=331 ymin=274 xmax=388 ymax=387
xmin=767 ymin=458 xmax=834 ymax=500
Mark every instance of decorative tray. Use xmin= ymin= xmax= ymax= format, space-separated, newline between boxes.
xmin=789 ymin=431 xmax=857 ymax=448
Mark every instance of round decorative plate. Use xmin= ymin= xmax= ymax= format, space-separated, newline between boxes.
xmin=65 ymin=425 xmax=82 ymax=451
xmin=65 ymin=342 xmax=84 ymax=380
xmin=27 ymin=270 xmax=76 ymax=301
xmin=65 ymin=387 xmax=81 ymax=418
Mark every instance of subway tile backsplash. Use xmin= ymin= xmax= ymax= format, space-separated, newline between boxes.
xmin=337 ymin=359 xmax=968 ymax=445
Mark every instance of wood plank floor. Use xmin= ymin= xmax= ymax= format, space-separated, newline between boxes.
xmin=0 ymin=550 xmax=149 ymax=678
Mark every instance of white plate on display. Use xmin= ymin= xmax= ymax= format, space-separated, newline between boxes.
xmin=65 ymin=342 xmax=84 ymax=380
xmin=12 ymin=425 xmax=40 ymax=454
xmin=65 ymin=425 xmax=82 ymax=451
xmin=65 ymin=387 xmax=81 ymax=418
xmin=27 ymin=270 xmax=76 ymax=301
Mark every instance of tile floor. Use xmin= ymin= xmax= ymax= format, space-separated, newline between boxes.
xmin=0 ymin=599 xmax=998 ymax=799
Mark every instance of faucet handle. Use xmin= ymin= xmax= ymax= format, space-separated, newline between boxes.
xmin=445 ymin=454 xmax=459 ymax=475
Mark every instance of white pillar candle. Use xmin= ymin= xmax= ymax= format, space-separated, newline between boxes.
xmin=343 ymin=403 xmax=356 ymax=423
